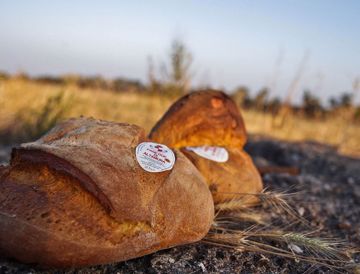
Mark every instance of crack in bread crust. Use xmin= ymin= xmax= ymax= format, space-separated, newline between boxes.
xmin=11 ymin=148 xmax=114 ymax=214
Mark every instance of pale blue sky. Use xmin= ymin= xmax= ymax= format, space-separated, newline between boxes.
xmin=0 ymin=1 xmax=359 ymax=103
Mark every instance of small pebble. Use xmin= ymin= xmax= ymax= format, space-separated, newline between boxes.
xmin=338 ymin=221 xmax=351 ymax=230
xmin=297 ymin=207 xmax=305 ymax=216
xmin=199 ymin=262 xmax=206 ymax=272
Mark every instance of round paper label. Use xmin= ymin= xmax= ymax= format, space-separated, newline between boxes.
xmin=186 ymin=146 xmax=229 ymax=163
xmin=136 ymin=142 xmax=176 ymax=172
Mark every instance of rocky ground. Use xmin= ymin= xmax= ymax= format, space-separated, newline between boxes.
xmin=0 ymin=137 xmax=359 ymax=274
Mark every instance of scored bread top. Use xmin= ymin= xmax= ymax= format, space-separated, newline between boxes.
xmin=149 ymin=90 xmax=247 ymax=148
xmin=14 ymin=117 xmax=213 ymax=225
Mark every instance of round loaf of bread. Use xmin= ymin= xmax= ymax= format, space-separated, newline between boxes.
xmin=150 ymin=90 xmax=247 ymax=148
xmin=149 ymin=90 xmax=263 ymax=203
xmin=0 ymin=117 xmax=214 ymax=267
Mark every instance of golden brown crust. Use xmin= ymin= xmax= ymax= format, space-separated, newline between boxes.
xmin=181 ymin=148 xmax=263 ymax=204
xmin=19 ymin=117 xmax=161 ymax=224
xmin=149 ymin=90 xmax=263 ymax=203
xmin=149 ymin=90 xmax=247 ymax=148
xmin=11 ymin=148 xmax=114 ymax=214
xmin=0 ymin=117 xmax=214 ymax=267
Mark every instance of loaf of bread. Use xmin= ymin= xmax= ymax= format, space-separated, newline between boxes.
xmin=149 ymin=90 xmax=263 ymax=203
xmin=150 ymin=90 xmax=247 ymax=148
xmin=0 ymin=117 xmax=214 ymax=267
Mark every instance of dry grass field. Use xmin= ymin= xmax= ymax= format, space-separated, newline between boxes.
xmin=1 ymin=78 xmax=359 ymax=157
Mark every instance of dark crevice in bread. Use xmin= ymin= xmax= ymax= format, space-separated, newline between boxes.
xmin=11 ymin=148 xmax=113 ymax=214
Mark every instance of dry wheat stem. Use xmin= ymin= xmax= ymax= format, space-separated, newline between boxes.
xmin=205 ymin=189 xmax=355 ymax=271
xmin=215 ymin=189 xmax=309 ymax=225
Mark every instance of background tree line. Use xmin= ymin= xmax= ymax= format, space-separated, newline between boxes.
xmin=231 ymin=86 xmax=359 ymax=121
xmin=1 ymin=38 xmax=359 ymax=122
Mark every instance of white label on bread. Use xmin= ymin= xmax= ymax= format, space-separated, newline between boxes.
xmin=136 ymin=142 xmax=175 ymax=172
xmin=186 ymin=146 xmax=229 ymax=163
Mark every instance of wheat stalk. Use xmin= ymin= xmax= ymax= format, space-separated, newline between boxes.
xmin=204 ymin=226 xmax=354 ymax=271
xmin=215 ymin=189 xmax=307 ymax=224
xmin=205 ymin=190 xmax=356 ymax=271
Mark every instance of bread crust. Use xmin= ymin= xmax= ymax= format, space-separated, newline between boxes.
xmin=149 ymin=90 xmax=263 ymax=203
xmin=0 ymin=117 xmax=214 ymax=267
xmin=150 ymin=90 xmax=247 ymax=148
xmin=181 ymin=148 xmax=262 ymax=203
